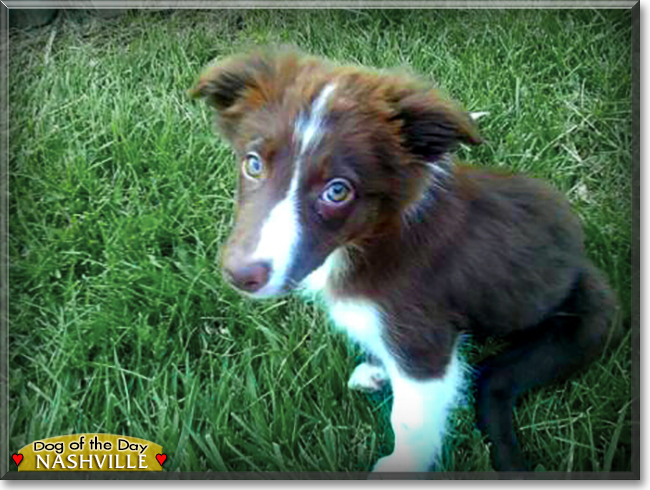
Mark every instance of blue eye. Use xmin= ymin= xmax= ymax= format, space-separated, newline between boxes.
xmin=321 ymin=179 xmax=353 ymax=204
xmin=244 ymin=153 xmax=264 ymax=178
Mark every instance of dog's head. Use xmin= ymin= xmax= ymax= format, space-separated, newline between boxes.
xmin=191 ymin=47 xmax=480 ymax=298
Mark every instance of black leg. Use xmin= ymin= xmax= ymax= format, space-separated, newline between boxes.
xmin=474 ymin=267 xmax=618 ymax=471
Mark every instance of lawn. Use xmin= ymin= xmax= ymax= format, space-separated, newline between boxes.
xmin=8 ymin=9 xmax=633 ymax=474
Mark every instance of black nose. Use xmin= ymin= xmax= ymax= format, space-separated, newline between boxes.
xmin=225 ymin=261 xmax=271 ymax=293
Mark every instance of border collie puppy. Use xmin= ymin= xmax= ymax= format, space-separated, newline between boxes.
xmin=190 ymin=47 xmax=618 ymax=472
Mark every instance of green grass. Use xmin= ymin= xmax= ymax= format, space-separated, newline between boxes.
xmin=8 ymin=9 xmax=633 ymax=473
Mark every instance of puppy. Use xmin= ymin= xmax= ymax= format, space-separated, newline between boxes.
xmin=190 ymin=47 xmax=618 ymax=472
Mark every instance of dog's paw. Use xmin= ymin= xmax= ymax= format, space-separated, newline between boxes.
xmin=347 ymin=362 xmax=388 ymax=392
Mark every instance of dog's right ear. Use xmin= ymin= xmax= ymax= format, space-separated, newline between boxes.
xmin=189 ymin=50 xmax=280 ymax=139
xmin=189 ymin=48 xmax=311 ymax=139
xmin=189 ymin=53 xmax=270 ymax=111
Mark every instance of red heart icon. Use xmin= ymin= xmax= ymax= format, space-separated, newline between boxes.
xmin=12 ymin=454 xmax=23 ymax=466
xmin=156 ymin=454 xmax=166 ymax=466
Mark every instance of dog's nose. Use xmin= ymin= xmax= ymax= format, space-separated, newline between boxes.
xmin=225 ymin=261 xmax=271 ymax=293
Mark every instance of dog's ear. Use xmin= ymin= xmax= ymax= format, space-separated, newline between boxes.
xmin=189 ymin=49 xmax=286 ymax=139
xmin=390 ymin=88 xmax=482 ymax=162
xmin=189 ymin=52 xmax=271 ymax=112
xmin=189 ymin=47 xmax=310 ymax=139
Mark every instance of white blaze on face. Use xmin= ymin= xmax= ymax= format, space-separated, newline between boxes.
xmin=296 ymin=83 xmax=337 ymax=155
xmin=250 ymin=178 xmax=300 ymax=297
xmin=249 ymin=84 xmax=337 ymax=297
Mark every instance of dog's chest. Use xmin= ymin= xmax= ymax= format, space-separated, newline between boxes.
xmin=301 ymin=251 xmax=389 ymax=361
xmin=326 ymin=299 xmax=385 ymax=356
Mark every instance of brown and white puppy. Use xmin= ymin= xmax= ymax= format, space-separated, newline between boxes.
xmin=190 ymin=47 xmax=618 ymax=472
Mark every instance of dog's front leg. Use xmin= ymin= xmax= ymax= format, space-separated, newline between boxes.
xmin=372 ymin=353 xmax=464 ymax=473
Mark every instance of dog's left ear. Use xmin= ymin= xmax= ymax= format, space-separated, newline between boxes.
xmin=391 ymin=90 xmax=482 ymax=162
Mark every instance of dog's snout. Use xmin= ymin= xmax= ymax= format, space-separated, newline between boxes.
xmin=225 ymin=261 xmax=271 ymax=294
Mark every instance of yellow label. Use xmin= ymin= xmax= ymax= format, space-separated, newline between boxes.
xmin=16 ymin=434 xmax=164 ymax=471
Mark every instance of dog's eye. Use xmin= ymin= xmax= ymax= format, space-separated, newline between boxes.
xmin=321 ymin=179 xmax=354 ymax=204
xmin=243 ymin=152 xmax=264 ymax=179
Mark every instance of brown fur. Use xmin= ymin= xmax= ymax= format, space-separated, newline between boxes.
xmin=191 ymin=47 xmax=618 ymax=471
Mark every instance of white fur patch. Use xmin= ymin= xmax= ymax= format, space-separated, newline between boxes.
xmin=250 ymin=167 xmax=301 ymax=298
xmin=300 ymin=248 xmax=345 ymax=296
xmin=374 ymin=345 xmax=467 ymax=472
xmin=296 ymin=83 xmax=337 ymax=155
xmin=301 ymin=251 xmax=390 ymax=360
xmin=328 ymin=300 xmax=390 ymax=360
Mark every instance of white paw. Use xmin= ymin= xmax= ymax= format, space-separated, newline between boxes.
xmin=347 ymin=362 xmax=389 ymax=392
xmin=372 ymin=453 xmax=432 ymax=473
